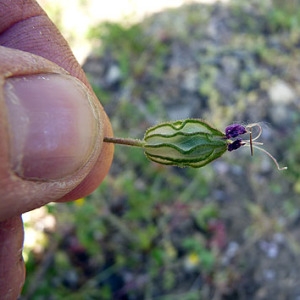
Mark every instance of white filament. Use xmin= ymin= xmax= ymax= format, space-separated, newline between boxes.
xmin=243 ymin=123 xmax=287 ymax=171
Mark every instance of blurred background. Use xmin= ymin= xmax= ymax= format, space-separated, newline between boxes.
xmin=21 ymin=0 xmax=300 ymax=299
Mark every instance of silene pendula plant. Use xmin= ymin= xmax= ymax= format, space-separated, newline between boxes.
xmin=104 ymin=119 xmax=287 ymax=171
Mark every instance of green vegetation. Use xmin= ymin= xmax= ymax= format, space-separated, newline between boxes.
xmin=22 ymin=0 xmax=300 ymax=299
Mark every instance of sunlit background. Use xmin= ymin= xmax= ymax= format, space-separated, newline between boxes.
xmin=21 ymin=0 xmax=300 ymax=299
xmin=37 ymin=0 xmax=228 ymax=62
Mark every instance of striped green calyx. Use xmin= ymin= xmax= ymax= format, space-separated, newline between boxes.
xmin=143 ymin=119 xmax=227 ymax=168
xmin=103 ymin=119 xmax=287 ymax=170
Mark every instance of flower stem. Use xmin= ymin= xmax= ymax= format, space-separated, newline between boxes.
xmin=103 ymin=137 xmax=145 ymax=148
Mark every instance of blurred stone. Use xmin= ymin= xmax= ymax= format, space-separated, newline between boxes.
xmin=105 ymin=64 xmax=122 ymax=87
xmin=221 ymin=56 xmax=240 ymax=77
xmin=62 ymin=270 xmax=79 ymax=289
xmin=268 ymin=80 xmax=296 ymax=105
xmin=268 ymin=80 xmax=296 ymax=125
xmin=181 ymin=69 xmax=199 ymax=92
xmin=259 ymin=240 xmax=279 ymax=259
xmin=222 ymin=241 xmax=240 ymax=265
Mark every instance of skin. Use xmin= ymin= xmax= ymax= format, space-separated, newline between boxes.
xmin=0 ymin=1 xmax=114 ymax=298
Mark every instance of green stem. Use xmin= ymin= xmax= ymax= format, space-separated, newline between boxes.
xmin=103 ymin=136 xmax=145 ymax=148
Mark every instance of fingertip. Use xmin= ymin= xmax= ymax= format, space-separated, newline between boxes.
xmin=0 ymin=47 xmax=113 ymax=219
xmin=58 ymin=110 xmax=114 ymax=202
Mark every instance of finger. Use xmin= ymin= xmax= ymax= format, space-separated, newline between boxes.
xmin=0 ymin=0 xmax=89 ymax=87
xmin=58 ymin=114 xmax=114 ymax=202
xmin=0 ymin=216 xmax=25 ymax=300
xmin=0 ymin=46 xmax=112 ymax=221
xmin=0 ymin=0 xmax=114 ymax=210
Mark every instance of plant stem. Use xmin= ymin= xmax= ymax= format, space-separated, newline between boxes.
xmin=103 ymin=136 xmax=145 ymax=148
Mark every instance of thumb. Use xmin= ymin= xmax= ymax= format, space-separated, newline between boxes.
xmin=0 ymin=46 xmax=113 ymax=221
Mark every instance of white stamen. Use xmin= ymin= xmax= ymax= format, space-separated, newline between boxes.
xmin=242 ymin=123 xmax=287 ymax=171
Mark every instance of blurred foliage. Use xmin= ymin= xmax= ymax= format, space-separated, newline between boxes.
xmin=267 ymin=0 xmax=300 ymax=32
xmin=22 ymin=0 xmax=300 ymax=299
xmin=88 ymin=21 xmax=169 ymax=80
xmin=230 ymin=0 xmax=300 ymax=33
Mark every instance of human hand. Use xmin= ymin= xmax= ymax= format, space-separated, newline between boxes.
xmin=0 ymin=1 xmax=114 ymax=298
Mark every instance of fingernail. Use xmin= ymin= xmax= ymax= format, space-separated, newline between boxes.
xmin=4 ymin=74 xmax=100 ymax=180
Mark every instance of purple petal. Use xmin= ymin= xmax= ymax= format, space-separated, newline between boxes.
xmin=225 ymin=124 xmax=247 ymax=139
xmin=227 ymin=138 xmax=245 ymax=151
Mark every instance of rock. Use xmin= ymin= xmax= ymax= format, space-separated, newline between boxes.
xmin=221 ymin=56 xmax=240 ymax=77
xmin=105 ymin=64 xmax=122 ymax=87
xmin=268 ymin=80 xmax=296 ymax=105
xmin=268 ymin=80 xmax=297 ymax=125
xmin=181 ymin=69 xmax=199 ymax=92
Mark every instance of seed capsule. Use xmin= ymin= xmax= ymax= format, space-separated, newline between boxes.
xmin=143 ymin=119 xmax=228 ymax=168
xmin=104 ymin=119 xmax=287 ymax=170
